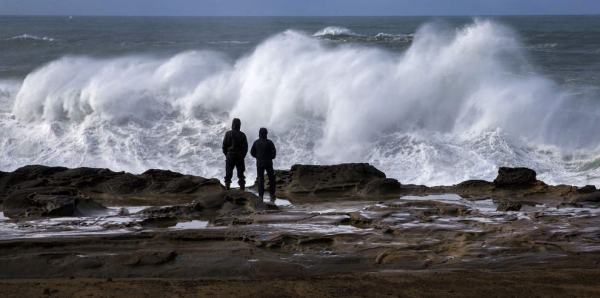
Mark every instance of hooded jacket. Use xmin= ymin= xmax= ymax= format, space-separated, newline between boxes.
xmin=222 ymin=118 xmax=248 ymax=160
xmin=250 ymin=127 xmax=276 ymax=168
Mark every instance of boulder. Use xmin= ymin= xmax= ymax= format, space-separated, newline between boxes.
xmin=576 ymin=185 xmax=597 ymax=194
xmin=357 ymin=178 xmax=401 ymax=197
xmin=575 ymin=192 xmax=600 ymax=203
xmin=219 ymin=190 xmax=276 ymax=214
xmin=496 ymin=201 xmax=523 ymax=212
xmin=0 ymin=165 xmax=69 ymax=197
xmin=4 ymin=188 xmax=79 ymax=218
xmin=265 ymin=163 xmax=386 ymax=197
xmin=452 ymin=180 xmax=494 ymax=193
xmin=493 ymin=167 xmax=537 ymax=188
xmin=0 ymin=165 xmax=223 ymax=207
xmin=139 ymin=190 xmax=278 ymax=227
xmin=207 ymin=191 xmax=280 ymax=226
xmin=3 ymin=186 xmax=110 ymax=219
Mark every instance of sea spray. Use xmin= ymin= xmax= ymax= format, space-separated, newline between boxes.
xmin=3 ymin=19 xmax=600 ymax=186
xmin=313 ymin=26 xmax=359 ymax=36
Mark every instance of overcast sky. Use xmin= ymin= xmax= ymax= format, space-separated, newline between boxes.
xmin=2 ymin=0 xmax=600 ymax=16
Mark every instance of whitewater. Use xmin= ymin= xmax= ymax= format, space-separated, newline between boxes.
xmin=1 ymin=16 xmax=600 ymax=186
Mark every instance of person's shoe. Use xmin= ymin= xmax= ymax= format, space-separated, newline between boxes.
xmin=259 ymin=195 xmax=264 ymax=200
xmin=225 ymin=182 xmax=230 ymax=190
xmin=269 ymin=193 xmax=276 ymax=203
xmin=240 ymin=184 xmax=245 ymax=191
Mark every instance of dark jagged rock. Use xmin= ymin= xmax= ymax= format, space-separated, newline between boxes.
xmin=197 ymin=190 xmax=276 ymax=215
xmin=493 ymin=167 xmax=538 ymax=188
xmin=399 ymin=167 xmax=596 ymax=203
xmin=3 ymin=187 xmax=80 ymax=218
xmin=397 ymin=200 xmax=472 ymax=217
xmin=0 ymin=165 xmax=69 ymax=186
xmin=496 ymin=201 xmax=523 ymax=212
xmin=575 ymin=192 xmax=600 ymax=203
xmin=207 ymin=191 xmax=279 ymax=226
xmin=6 ymin=194 xmax=78 ymax=218
xmin=398 ymin=184 xmax=432 ymax=196
xmin=260 ymin=163 xmax=390 ymax=198
xmin=141 ymin=169 xmax=215 ymax=194
xmin=577 ymin=185 xmax=597 ymax=194
xmin=140 ymin=190 xmax=278 ymax=227
xmin=139 ymin=203 xmax=203 ymax=218
xmin=358 ymin=178 xmax=401 ymax=197
xmin=452 ymin=180 xmax=494 ymax=193
xmin=0 ymin=165 xmax=224 ymax=218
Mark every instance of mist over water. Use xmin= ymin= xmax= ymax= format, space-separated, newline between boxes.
xmin=2 ymin=18 xmax=600 ymax=186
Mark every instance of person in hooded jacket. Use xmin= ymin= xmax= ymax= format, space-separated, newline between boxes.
xmin=250 ymin=127 xmax=277 ymax=201
xmin=222 ymin=118 xmax=248 ymax=190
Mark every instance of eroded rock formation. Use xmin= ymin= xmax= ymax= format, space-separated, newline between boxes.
xmin=259 ymin=163 xmax=401 ymax=200
xmin=1 ymin=165 xmax=222 ymax=219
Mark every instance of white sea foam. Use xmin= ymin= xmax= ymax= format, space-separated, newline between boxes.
xmin=3 ymin=20 xmax=600 ymax=186
xmin=9 ymin=34 xmax=56 ymax=41
xmin=206 ymin=40 xmax=251 ymax=44
xmin=313 ymin=26 xmax=358 ymax=36
xmin=373 ymin=32 xmax=413 ymax=42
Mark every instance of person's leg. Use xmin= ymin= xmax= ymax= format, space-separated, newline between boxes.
xmin=266 ymin=166 xmax=276 ymax=199
xmin=224 ymin=160 xmax=234 ymax=190
xmin=236 ymin=158 xmax=246 ymax=189
xmin=257 ymin=166 xmax=266 ymax=198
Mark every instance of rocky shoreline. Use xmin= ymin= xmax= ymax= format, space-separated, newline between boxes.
xmin=2 ymin=163 xmax=598 ymax=219
xmin=0 ymin=163 xmax=599 ymax=296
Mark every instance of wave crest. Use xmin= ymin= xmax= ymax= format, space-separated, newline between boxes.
xmin=313 ymin=26 xmax=358 ymax=37
xmin=8 ymin=34 xmax=56 ymax=41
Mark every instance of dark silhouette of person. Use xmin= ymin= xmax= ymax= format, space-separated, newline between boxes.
xmin=250 ymin=127 xmax=277 ymax=201
xmin=222 ymin=118 xmax=248 ymax=190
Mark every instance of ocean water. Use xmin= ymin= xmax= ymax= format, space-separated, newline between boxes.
xmin=1 ymin=15 xmax=600 ymax=186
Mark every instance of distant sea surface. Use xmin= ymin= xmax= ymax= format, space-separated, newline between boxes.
xmin=1 ymin=16 xmax=600 ymax=186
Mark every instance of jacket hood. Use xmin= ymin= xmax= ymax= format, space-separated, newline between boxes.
xmin=259 ymin=127 xmax=268 ymax=139
xmin=232 ymin=118 xmax=241 ymax=130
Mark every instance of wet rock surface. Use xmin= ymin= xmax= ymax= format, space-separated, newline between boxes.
xmin=264 ymin=163 xmax=395 ymax=199
xmin=1 ymin=165 xmax=223 ymax=218
xmin=0 ymin=164 xmax=598 ymax=279
xmin=3 ymin=165 xmax=223 ymax=199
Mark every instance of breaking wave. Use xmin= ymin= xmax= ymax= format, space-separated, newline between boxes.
xmin=313 ymin=26 xmax=358 ymax=36
xmin=8 ymin=34 xmax=56 ymax=41
xmin=3 ymin=19 xmax=600 ymax=186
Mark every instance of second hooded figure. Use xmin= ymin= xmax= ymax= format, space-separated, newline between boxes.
xmin=250 ymin=127 xmax=277 ymax=201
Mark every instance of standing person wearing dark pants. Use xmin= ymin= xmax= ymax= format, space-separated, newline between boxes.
xmin=222 ymin=118 xmax=248 ymax=190
xmin=250 ymin=127 xmax=277 ymax=201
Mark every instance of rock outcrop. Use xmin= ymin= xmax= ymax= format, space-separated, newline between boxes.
xmin=4 ymin=192 xmax=79 ymax=218
xmin=0 ymin=165 xmax=223 ymax=219
xmin=493 ymin=167 xmax=538 ymax=188
xmin=259 ymin=163 xmax=401 ymax=199
xmin=3 ymin=164 xmax=600 ymax=220
xmin=140 ymin=190 xmax=278 ymax=227
xmin=397 ymin=167 xmax=595 ymax=203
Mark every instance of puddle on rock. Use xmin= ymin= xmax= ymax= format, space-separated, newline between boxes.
xmin=169 ymin=220 xmax=209 ymax=229
xmin=0 ymin=193 xmax=598 ymax=257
